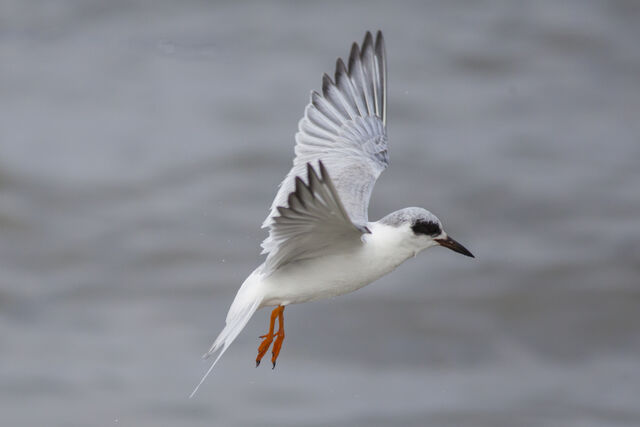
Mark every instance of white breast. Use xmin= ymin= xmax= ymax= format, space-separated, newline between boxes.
xmin=259 ymin=222 xmax=417 ymax=307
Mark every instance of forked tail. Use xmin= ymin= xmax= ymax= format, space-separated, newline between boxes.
xmin=190 ymin=277 xmax=262 ymax=398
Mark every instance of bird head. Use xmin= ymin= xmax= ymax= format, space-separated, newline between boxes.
xmin=379 ymin=207 xmax=474 ymax=258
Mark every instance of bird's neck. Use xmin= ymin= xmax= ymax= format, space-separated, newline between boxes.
xmin=364 ymin=222 xmax=422 ymax=270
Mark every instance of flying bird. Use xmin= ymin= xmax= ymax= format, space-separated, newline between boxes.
xmin=191 ymin=31 xmax=474 ymax=397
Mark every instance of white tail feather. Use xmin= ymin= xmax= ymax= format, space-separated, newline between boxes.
xmin=190 ymin=274 xmax=263 ymax=398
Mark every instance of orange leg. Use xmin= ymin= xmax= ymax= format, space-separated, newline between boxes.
xmin=256 ymin=306 xmax=285 ymax=367
xmin=271 ymin=306 xmax=285 ymax=369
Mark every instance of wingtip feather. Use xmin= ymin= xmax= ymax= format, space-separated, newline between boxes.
xmin=362 ymin=31 xmax=374 ymax=54
xmin=317 ymin=159 xmax=328 ymax=181
xmin=321 ymin=73 xmax=334 ymax=97
xmin=348 ymin=42 xmax=360 ymax=73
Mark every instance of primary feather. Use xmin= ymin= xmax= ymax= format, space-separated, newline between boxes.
xmin=264 ymin=161 xmax=369 ymax=273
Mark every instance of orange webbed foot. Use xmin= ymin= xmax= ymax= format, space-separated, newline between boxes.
xmin=256 ymin=332 xmax=274 ymax=367
xmin=271 ymin=328 xmax=285 ymax=369
xmin=256 ymin=306 xmax=285 ymax=367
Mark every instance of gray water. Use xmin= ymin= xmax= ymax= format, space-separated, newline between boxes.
xmin=1 ymin=1 xmax=640 ymax=426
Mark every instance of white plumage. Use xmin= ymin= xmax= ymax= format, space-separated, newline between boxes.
xmin=191 ymin=31 xmax=474 ymax=397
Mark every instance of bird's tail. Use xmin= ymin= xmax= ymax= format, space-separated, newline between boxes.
xmin=189 ymin=273 xmax=263 ymax=398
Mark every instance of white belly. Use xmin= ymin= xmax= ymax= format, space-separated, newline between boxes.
xmin=259 ymin=237 xmax=414 ymax=307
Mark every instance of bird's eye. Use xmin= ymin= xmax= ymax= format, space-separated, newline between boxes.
xmin=411 ymin=220 xmax=441 ymax=236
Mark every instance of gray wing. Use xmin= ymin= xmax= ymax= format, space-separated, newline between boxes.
xmin=262 ymin=31 xmax=389 ymax=269
xmin=262 ymin=30 xmax=388 ymax=236
xmin=263 ymin=161 xmax=370 ymax=273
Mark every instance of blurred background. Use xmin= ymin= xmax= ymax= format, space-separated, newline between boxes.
xmin=1 ymin=1 xmax=639 ymax=426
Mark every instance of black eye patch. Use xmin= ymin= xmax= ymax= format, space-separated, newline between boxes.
xmin=411 ymin=220 xmax=441 ymax=236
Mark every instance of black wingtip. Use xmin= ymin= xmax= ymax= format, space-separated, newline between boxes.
xmin=375 ymin=31 xmax=385 ymax=52
xmin=362 ymin=31 xmax=374 ymax=53
xmin=335 ymin=58 xmax=348 ymax=82
xmin=310 ymin=90 xmax=322 ymax=105
xmin=286 ymin=191 xmax=298 ymax=210
xmin=293 ymin=176 xmax=308 ymax=208
xmin=321 ymin=73 xmax=333 ymax=97
xmin=306 ymin=161 xmax=321 ymax=185
xmin=317 ymin=160 xmax=328 ymax=180
xmin=348 ymin=42 xmax=360 ymax=73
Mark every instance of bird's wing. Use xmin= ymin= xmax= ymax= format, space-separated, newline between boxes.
xmin=262 ymin=161 xmax=369 ymax=273
xmin=261 ymin=31 xmax=388 ymax=270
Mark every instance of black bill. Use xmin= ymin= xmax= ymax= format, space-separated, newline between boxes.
xmin=434 ymin=236 xmax=475 ymax=258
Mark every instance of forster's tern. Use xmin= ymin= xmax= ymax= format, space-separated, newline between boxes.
xmin=191 ymin=31 xmax=474 ymax=397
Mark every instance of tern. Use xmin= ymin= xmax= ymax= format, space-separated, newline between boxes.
xmin=191 ymin=31 xmax=474 ymax=397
